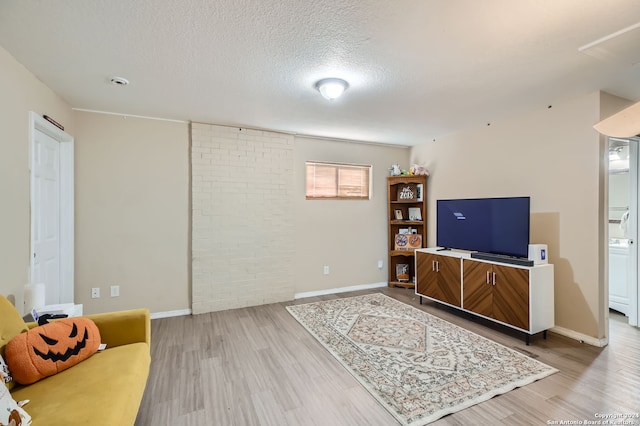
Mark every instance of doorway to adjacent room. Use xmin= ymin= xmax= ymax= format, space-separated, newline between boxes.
xmin=607 ymin=136 xmax=640 ymax=328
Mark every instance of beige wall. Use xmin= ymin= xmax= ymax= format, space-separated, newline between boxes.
xmin=410 ymin=91 xmax=632 ymax=342
xmin=294 ymin=136 xmax=410 ymax=294
xmin=0 ymin=45 xmax=74 ymax=311
xmin=73 ymin=111 xmax=190 ymax=314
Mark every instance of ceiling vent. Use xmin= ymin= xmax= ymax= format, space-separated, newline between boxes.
xmin=579 ymin=22 xmax=640 ymax=66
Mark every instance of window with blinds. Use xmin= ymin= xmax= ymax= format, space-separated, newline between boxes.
xmin=305 ymin=161 xmax=372 ymax=200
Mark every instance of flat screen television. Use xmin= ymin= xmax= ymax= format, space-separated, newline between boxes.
xmin=436 ymin=196 xmax=530 ymax=258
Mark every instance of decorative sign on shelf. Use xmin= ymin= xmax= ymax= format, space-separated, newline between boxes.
xmin=397 ymin=184 xmax=417 ymax=201
xmin=394 ymin=233 xmax=422 ymax=250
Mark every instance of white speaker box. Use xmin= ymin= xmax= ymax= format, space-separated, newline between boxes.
xmin=528 ymin=244 xmax=548 ymax=265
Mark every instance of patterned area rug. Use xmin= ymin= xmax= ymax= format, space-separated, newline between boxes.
xmin=286 ymin=293 xmax=558 ymax=425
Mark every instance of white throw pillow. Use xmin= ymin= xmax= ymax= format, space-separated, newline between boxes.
xmin=0 ymin=379 xmax=31 ymax=426
xmin=0 ymin=354 xmax=12 ymax=384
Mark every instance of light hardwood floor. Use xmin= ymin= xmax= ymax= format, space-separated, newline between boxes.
xmin=135 ymin=288 xmax=640 ymax=425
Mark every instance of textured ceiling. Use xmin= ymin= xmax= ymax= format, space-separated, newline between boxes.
xmin=1 ymin=0 xmax=640 ymax=145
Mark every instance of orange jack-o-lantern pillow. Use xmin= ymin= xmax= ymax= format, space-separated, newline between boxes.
xmin=5 ymin=318 xmax=101 ymax=385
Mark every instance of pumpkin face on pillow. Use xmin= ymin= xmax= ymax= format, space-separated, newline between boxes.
xmin=5 ymin=318 xmax=100 ymax=385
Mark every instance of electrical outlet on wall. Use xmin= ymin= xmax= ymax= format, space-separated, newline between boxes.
xmin=377 ymin=260 xmax=384 ymax=269
xmin=91 ymin=288 xmax=100 ymax=299
xmin=323 ymin=265 xmax=330 ymax=275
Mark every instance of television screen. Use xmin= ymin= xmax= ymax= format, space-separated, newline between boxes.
xmin=436 ymin=197 xmax=530 ymax=258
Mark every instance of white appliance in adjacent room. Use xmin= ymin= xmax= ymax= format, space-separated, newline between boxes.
xmin=609 ymin=239 xmax=631 ymax=316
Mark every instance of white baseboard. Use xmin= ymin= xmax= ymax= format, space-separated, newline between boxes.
xmin=148 ymin=299 xmax=610 ymax=348
xmin=550 ymin=325 xmax=608 ymax=347
xmin=150 ymin=284 xmax=389 ymax=318
xmin=294 ymin=282 xmax=388 ymax=300
xmin=151 ymin=308 xmax=192 ymax=320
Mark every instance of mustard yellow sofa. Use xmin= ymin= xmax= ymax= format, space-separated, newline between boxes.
xmin=0 ymin=295 xmax=151 ymax=425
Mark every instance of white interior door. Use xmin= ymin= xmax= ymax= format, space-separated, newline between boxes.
xmin=31 ymin=129 xmax=61 ymax=304
xmin=29 ymin=112 xmax=74 ymax=306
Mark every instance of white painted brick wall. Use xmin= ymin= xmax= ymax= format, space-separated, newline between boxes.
xmin=191 ymin=123 xmax=295 ymax=314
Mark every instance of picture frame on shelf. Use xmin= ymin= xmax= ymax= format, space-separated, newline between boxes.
xmin=408 ymin=207 xmax=422 ymax=221
xmin=396 ymin=264 xmax=409 ymax=282
xmin=394 ymin=209 xmax=403 ymax=220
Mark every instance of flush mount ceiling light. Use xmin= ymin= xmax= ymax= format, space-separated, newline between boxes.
xmin=315 ymin=78 xmax=348 ymax=100
xmin=109 ymin=76 xmax=130 ymax=86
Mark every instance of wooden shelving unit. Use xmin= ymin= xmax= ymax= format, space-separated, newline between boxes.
xmin=387 ymin=175 xmax=428 ymax=288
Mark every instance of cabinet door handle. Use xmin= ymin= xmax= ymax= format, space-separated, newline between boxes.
xmin=436 ymin=261 xmax=440 ymax=272
xmin=432 ymin=260 xmax=436 ymax=271
xmin=486 ymin=271 xmax=491 ymax=284
xmin=492 ymin=272 xmax=497 ymax=286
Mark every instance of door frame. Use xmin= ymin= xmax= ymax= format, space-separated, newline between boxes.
xmin=606 ymin=136 xmax=639 ymax=329
xmin=29 ymin=112 xmax=75 ymax=304
xmin=618 ymin=138 xmax=640 ymax=327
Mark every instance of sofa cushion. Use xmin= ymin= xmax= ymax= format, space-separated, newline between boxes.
xmin=10 ymin=342 xmax=150 ymax=426
xmin=6 ymin=318 xmax=101 ymax=385
xmin=0 ymin=296 xmax=29 ymax=390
